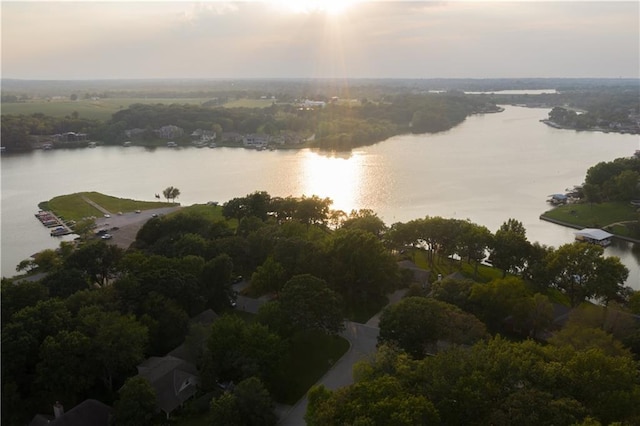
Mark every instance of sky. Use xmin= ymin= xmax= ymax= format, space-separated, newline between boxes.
xmin=1 ymin=1 xmax=639 ymax=80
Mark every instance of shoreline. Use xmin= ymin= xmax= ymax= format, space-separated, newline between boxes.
xmin=539 ymin=215 xmax=640 ymax=245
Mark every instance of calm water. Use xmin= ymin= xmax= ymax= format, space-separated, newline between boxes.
xmin=2 ymin=106 xmax=639 ymax=286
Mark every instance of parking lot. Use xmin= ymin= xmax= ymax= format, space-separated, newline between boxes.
xmin=92 ymin=206 xmax=182 ymax=249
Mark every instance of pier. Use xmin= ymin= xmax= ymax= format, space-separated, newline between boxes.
xmin=34 ymin=211 xmax=73 ymax=236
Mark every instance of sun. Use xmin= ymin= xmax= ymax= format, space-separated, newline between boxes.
xmin=271 ymin=0 xmax=360 ymax=15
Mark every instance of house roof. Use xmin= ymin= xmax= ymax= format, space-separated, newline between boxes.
xmin=138 ymin=356 xmax=199 ymax=415
xmin=29 ymin=400 xmax=111 ymax=426
xmin=398 ymin=260 xmax=431 ymax=286
xmin=575 ymin=228 xmax=613 ymax=241
xmin=135 ymin=309 xmax=218 ymax=415
xmin=549 ymin=193 xmax=568 ymax=200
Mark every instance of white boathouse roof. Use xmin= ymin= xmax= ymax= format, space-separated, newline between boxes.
xmin=574 ymin=228 xmax=613 ymax=241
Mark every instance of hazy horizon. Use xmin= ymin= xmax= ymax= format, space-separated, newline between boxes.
xmin=2 ymin=1 xmax=639 ymax=80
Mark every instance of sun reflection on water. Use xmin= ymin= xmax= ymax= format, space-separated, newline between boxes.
xmin=299 ymin=150 xmax=364 ymax=214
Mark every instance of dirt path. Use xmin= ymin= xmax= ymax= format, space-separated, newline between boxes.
xmin=81 ymin=195 xmax=112 ymax=216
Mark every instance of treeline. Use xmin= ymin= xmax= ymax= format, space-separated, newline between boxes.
xmin=0 ymin=114 xmax=103 ymax=151
xmin=545 ymin=98 xmax=639 ymax=132
xmin=583 ymin=156 xmax=640 ymax=202
xmin=0 ymin=92 xmax=499 ymax=151
xmin=308 ymin=330 xmax=640 ymax=425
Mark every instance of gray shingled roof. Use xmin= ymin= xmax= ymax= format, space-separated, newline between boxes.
xmin=29 ymin=399 xmax=111 ymax=426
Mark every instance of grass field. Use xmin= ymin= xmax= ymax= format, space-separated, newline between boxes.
xmin=276 ymin=330 xmax=350 ymax=404
xmin=41 ymin=191 xmax=175 ymax=221
xmin=541 ymin=201 xmax=638 ymax=229
xmin=2 ymin=97 xmax=276 ymax=120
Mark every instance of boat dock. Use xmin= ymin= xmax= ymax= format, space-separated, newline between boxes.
xmin=35 ymin=211 xmax=73 ymax=236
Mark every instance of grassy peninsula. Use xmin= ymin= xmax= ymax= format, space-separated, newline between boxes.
xmin=39 ymin=191 xmax=175 ymax=221
xmin=541 ymin=202 xmax=640 ymax=240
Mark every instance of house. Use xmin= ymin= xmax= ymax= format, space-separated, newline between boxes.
xmin=136 ymin=356 xmax=199 ymax=419
xmin=135 ymin=309 xmax=218 ymax=419
xmin=51 ymin=132 xmax=88 ymax=143
xmin=190 ymin=129 xmax=216 ymax=143
xmin=29 ymin=399 xmax=111 ymax=426
xmin=156 ymin=125 xmax=184 ymax=140
xmin=397 ymin=260 xmax=431 ymax=290
xmin=243 ymin=134 xmax=269 ymax=149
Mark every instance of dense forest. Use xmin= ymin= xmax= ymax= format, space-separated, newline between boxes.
xmin=3 ymin=188 xmax=638 ymax=425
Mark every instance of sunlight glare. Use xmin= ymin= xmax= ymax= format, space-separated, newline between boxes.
xmin=271 ymin=0 xmax=360 ymax=15
xmin=300 ymin=150 xmax=364 ymax=214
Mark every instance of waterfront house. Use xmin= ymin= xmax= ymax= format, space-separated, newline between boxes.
xmin=243 ymin=134 xmax=269 ymax=149
xmin=156 ymin=125 xmax=184 ymax=139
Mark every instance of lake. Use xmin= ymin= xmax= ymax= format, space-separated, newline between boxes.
xmin=2 ymin=106 xmax=639 ymax=286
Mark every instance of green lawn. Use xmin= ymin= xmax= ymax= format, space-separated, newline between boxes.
xmin=541 ymin=201 xmax=638 ymax=229
xmin=174 ymin=203 xmax=226 ymax=221
xmin=275 ymin=330 xmax=350 ymax=404
xmin=2 ymin=97 xmax=276 ymax=120
xmin=222 ymin=99 xmax=276 ymax=108
xmin=411 ymin=250 xmax=503 ymax=283
xmin=41 ymin=191 xmax=175 ymax=221
xmin=174 ymin=325 xmax=349 ymax=425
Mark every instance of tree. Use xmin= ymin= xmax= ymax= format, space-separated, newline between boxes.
xmin=546 ymin=243 xmax=629 ymax=307
xmin=458 ymin=221 xmax=493 ymax=277
xmin=201 ymin=254 xmax=234 ymax=310
xmin=278 ymin=274 xmax=345 ymax=335
xmin=112 ymin=376 xmax=157 ymax=426
xmin=210 ymin=377 xmax=277 ymax=426
xmin=2 ymin=299 xmax=73 ymax=395
xmin=592 ymin=256 xmax=630 ymax=305
xmin=77 ymin=306 xmax=148 ymax=390
xmin=139 ymin=292 xmax=189 ymax=355
xmin=162 ymin=186 xmax=181 ymax=203
xmin=429 ymin=277 xmax=474 ymax=310
xmin=35 ymin=331 xmax=95 ymax=405
xmin=64 ymin=240 xmax=124 ymax=286
xmin=40 ymin=268 xmax=89 ymax=298
xmin=306 ymin=376 xmax=440 ymax=426
xmin=1 ymin=278 xmax=49 ymax=324
xmin=341 ymin=209 xmax=387 ymax=237
xmin=468 ymin=276 xmax=531 ymax=331
xmin=251 ymin=256 xmax=286 ymax=297
xmin=293 ymin=195 xmax=332 ymax=227
xmin=376 ymin=297 xmax=446 ymax=359
xmin=490 ymin=219 xmax=530 ymax=277
xmin=202 ymin=315 xmax=284 ymax=390
xmin=327 ymin=228 xmax=398 ymax=306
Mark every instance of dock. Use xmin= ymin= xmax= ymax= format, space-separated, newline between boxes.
xmin=35 ymin=211 xmax=73 ymax=236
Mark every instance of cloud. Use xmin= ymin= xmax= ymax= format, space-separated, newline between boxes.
xmin=2 ymin=1 xmax=638 ymax=79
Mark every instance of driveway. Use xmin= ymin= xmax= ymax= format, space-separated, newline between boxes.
xmin=277 ymin=288 xmax=408 ymax=426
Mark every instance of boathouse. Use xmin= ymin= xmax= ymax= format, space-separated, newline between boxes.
xmin=574 ymin=228 xmax=613 ymax=246
xmin=547 ymin=193 xmax=568 ymax=205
